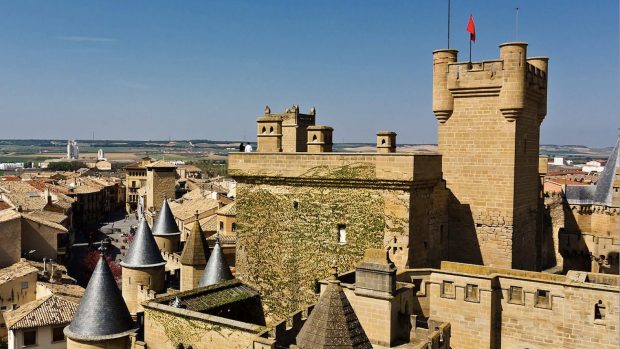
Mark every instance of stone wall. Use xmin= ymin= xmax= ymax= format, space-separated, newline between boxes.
xmin=142 ymin=307 xmax=263 ymax=349
xmin=146 ymin=169 xmax=176 ymax=211
xmin=0 ymin=217 xmax=21 ymax=268
xmin=422 ymin=262 xmax=619 ymax=349
xmin=121 ymin=266 xmax=165 ymax=314
xmin=229 ymin=152 xmax=446 ymax=321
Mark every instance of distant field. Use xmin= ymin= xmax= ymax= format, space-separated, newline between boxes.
xmin=0 ymin=139 xmax=614 ymax=165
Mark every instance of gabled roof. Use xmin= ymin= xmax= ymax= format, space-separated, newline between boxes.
xmin=64 ymin=255 xmax=137 ymax=341
xmin=120 ymin=218 xmax=166 ymax=268
xmin=180 ymin=218 xmax=211 ymax=266
xmin=5 ymin=294 xmax=78 ymax=330
xmin=152 ymin=199 xmax=181 ymax=236
xmin=296 ymin=275 xmax=371 ymax=349
xmin=198 ymin=235 xmax=234 ymax=287
xmin=217 ymin=202 xmax=236 ymax=216
xmin=0 ymin=260 xmax=38 ymax=285
xmin=145 ymin=160 xmax=177 ymax=169
xmin=567 ymin=137 xmax=619 ymax=207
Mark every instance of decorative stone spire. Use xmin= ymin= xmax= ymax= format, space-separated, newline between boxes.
xmin=120 ymin=216 xmax=166 ymax=268
xmin=264 ymin=105 xmax=271 ymax=115
xmin=180 ymin=212 xmax=211 ymax=266
xmin=296 ymin=267 xmax=372 ymax=349
xmin=152 ymin=196 xmax=181 ymax=236
xmin=198 ymin=234 xmax=233 ymax=287
xmin=64 ymin=253 xmax=136 ymax=341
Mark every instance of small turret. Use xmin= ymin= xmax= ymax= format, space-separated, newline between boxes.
xmin=152 ymin=197 xmax=181 ymax=253
xmin=198 ymin=234 xmax=234 ymax=287
xmin=180 ymin=213 xmax=211 ymax=291
xmin=120 ymin=216 xmax=166 ymax=314
xmin=65 ymin=252 xmax=136 ymax=348
xmin=296 ymin=267 xmax=371 ymax=349
xmin=307 ymin=126 xmax=334 ymax=153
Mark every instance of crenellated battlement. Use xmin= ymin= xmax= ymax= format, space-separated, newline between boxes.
xmin=433 ymin=42 xmax=548 ymax=123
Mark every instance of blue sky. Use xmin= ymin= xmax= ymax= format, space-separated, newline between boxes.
xmin=0 ymin=1 xmax=617 ymax=147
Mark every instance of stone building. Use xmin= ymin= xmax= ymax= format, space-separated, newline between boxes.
xmin=145 ymin=161 xmax=177 ymax=213
xmin=4 ymin=294 xmax=77 ymax=349
xmin=120 ymin=218 xmax=167 ymax=315
xmin=432 ymin=43 xmax=548 ymax=271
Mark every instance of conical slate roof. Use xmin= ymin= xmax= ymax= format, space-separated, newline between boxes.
xmin=567 ymin=137 xmax=620 ymax=207
xmin=198 ymin=235 xmax=234 ymax=287
xmin=180 ymin=217 xmax=211 ymax=266
xmin=296 ymin=275 xmax=372 ymax=349
xmin=120 ymin=217 xmax=166 ymax=268
xmin=152 ymin=199 xmax=181 ymax=236
xmin=592 ymin=136 xmax=619 ymax=206
xmin=64 ymin=254 xmax=137 ymax=341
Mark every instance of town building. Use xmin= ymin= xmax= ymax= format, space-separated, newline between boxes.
xmin=4 ymin=294 xmax=78 ymax=349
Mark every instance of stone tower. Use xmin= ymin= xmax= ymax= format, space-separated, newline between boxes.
xmin=65 ymin=253 xmax=136 ymax=349
xmin=180 ymin=214 xmax=211 ymax=291
xmin=432 ymin=42 xmax=548 ymax=270
xmin=152 ymin=197 xmax=181 ymax=253
xmin=257 ymin=105 xmax=316 ymax=153
xmin=120 ymin=217 xmax=166 ymax=314
xmin=198 ymin=234 xmax=234 ymax=287
xmin=145 ymin=160 xmax=177 ymax=211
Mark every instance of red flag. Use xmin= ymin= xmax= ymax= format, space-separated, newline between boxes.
xmin=467 ymin=15 xmax=476 ymax=42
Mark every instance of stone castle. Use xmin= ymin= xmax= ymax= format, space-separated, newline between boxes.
xmin=58 ymin=41 xmax=619 ymax=349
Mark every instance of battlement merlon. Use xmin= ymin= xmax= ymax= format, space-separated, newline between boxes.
xmin=432 ymin=42 xmax=548 ymax=123
xmin=228 ymin=152 xmax=442 ymax=188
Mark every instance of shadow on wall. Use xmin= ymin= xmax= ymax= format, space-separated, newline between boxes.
xmin=446 ymin=192 xmax=483 ymax=265
xmin=559 ymin=196 xmax=593 ymax=272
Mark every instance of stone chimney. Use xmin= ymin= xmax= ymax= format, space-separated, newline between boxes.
xmin=307 ymin=126 xmax=333 ymax=153
xmin=376 ymin=131 xmax=397 ymax=153
xmin=354 ymin=249 xmax=397 ymax=298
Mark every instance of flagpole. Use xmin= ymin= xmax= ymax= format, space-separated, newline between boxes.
xmin=469 ymin=39 xmax=472 ymax=63
xmin=515 ymin=7 xmax=520 ymax=40
xmin=447 ymin=0 xmax=451 ymax=48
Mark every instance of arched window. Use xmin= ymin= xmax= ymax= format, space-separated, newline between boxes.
xmin=261 ymin=126 xmax=267 ymax=134
xmin=269 ymin=126 xmax=274 ymax=134
xmin=312 ymin=134 xmax=318 ymax=142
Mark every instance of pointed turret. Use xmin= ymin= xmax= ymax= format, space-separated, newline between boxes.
xmin=120 ymin=216 xmax=166 ymax=314
xmin=65 ymin=254 xmax=136 ymax=342
xmin=120 ymin=217 xmax=166 ymax=268
xmin=198 ymin=234 xmax=234 ymax=287
xmin=296 ymin=269 xmax=371 ymax=349
xmin=180 ymin=214 xmax=211 ymax=291
xmin=152 ymin=197 xmax=181 ymax=252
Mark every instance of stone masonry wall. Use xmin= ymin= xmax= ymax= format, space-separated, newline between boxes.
xmin=229 ymin=152 xmax=446 ymax=322
xmin=426 ymin=263 xmax=619 ymax=349
xmin=143 ymin=308 xmax=261 ymax=349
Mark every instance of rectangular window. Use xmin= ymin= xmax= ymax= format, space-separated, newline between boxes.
xmin=441 ymin=281 xmax=455 ymax=299
xmin=52 ymin=326 xmax=65 ymax=342
xmin=337 ymin=224 xmax=346 ymax=244
xmin=535 ymin=289 xmax=551 ymax=309
xmin=21 ymin=281 xmax=28 ymax=289
xmin=508 ymin=286 xmax=524 ymax=305
xmin=465 ymin=284 xmax=479 ymax=302
xmin=219 ymin=221 xmax=224 ymax=231
xmin=23 ymin=329 xmax=36 ymax=346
